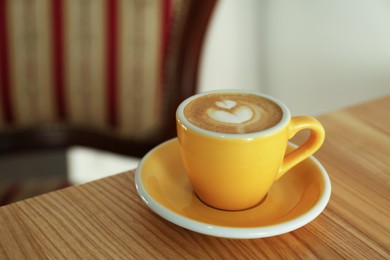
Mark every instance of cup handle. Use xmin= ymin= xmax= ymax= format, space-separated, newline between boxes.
xmin=275 ymin=116 xmax=325 ymax=180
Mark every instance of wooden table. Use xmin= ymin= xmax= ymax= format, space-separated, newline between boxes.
xmin=0 ymin=96 xmax=389 ymax=259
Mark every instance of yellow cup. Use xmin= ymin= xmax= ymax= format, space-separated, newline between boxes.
xmin=176 ymin=90 xmax=325 ymax=211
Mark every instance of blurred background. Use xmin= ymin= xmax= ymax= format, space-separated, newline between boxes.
xmin=200 ymin=0 xmax=390 ymax=115
xmin=1 ymin=0 xmax=389 ymax=204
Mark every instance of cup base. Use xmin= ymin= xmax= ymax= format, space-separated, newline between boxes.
xmin=195 ymin=192 xmax=269 ymax=212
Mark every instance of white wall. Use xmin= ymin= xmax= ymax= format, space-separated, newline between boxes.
xmin=199 ymin=0 xmax=390 ymax=115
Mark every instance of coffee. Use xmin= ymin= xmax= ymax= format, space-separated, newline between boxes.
xmin=184 ymin=93 xmax=283 ymax=134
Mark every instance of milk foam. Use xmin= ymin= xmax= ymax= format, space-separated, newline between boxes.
xmin=207 ymin=100 xmax=255 ymax=124
xmin=215 ymin=100 xmax=237 ymax=109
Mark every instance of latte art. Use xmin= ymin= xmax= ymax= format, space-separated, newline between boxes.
xmin=208 ymin=100 xmax=254 ymax=124
xmin=184 ymin=93 xmax=283 ymax=134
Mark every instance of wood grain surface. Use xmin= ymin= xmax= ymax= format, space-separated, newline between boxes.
xmin=0 ymin=96 xmax=389 ymax=259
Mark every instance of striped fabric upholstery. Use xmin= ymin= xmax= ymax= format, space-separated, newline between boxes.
xmin=0 ymin=0 xmax=189 ymax=139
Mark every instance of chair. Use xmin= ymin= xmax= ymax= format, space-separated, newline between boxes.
xmin=0 ymin=0 xmax=217 ymax=157
xmin=0 ymin=0 xmax=217 ymax=204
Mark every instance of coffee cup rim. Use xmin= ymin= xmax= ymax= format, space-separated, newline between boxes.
xmin=176 ymin=90 xmax=291 ymax=138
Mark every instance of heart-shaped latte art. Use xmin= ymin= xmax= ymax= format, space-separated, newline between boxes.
xmin=208 ymin=100 xmax=253 ymax=124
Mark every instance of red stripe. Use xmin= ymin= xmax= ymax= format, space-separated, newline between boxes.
xmin=52 ymin=0 xmax=66 ymax=119
xmin=106 ymin=0 xmax=117 ymax=127
xmin=159 ymin=0 xmax=171 ymax=99
xmin=0 ymin=0 xmax=13 ymax=123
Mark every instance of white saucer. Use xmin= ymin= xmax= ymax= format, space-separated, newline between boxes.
xmin=135 ymin=138 xmax=331 ymax=239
